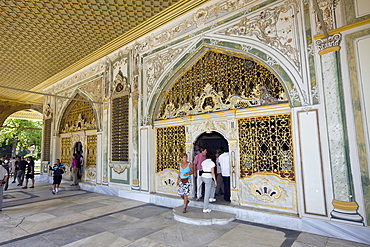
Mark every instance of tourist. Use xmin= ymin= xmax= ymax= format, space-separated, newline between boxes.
xmin=0 ymin=163 xmax=8 ymax=211
xmin=193 ymin=148 xmax=207 ymax=200
xmin=23 ymin=157 xmax=35 ymax=189
xmin=70 ymin=154 xmax=78 ymax=186
xmin=12 ymin=157 xmax=19 ymax=183
xmin=2 ymin=156 xmax=10 ymax=191
xmin=177 ymin=153 xmax=193 ymax=213
xmin=52 ymin=159 xmax=65 ymax=194
xmin=201 ymin=152 xmax=217 ymax=213
xmin=219 ymin=148 xmax=231 ymax=202
xmin=215 ymin=150 xmax=224 ymax=196
xmin=17 ymin=157 xmax=27 ymax=186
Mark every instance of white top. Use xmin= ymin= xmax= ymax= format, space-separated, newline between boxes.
xmin=201 ymin=159 xmax=215 ymax=179
xmin=0 ymin=165 xmax=8 ymax=180
xmin=216 ymin=157 xmax=221 ymax=174
xmin=219 ymin=152 xmax=230 ymax=176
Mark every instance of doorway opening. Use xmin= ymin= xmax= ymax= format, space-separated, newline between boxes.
xmin=193 ymin=131 xmax=230 ymax=204
xmin=73 ymin=141 xmax=83 ymax=179
xmin=194 ymin=131 xmax=228 ymax=155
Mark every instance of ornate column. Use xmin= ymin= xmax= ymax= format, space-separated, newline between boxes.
xmin=316 ymin=34 xmax=363 ymax=224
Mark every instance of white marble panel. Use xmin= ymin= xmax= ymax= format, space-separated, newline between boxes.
xmin=111 ymin=167 xmax=128 ymax=180
xmin=241 ymin=175 xmax=296 ymax=212
xmin=298 ymin=110 xmax=327 ymax=216
xmin=140 ymin=128 xmax=149 ymax=191
xmin=156 ymin=169 xmax=179 ymax=195
xmin=357 ymin=36 xmax=370 ymax=176
xmin=355 ymin=0 xmax=370 ymax=17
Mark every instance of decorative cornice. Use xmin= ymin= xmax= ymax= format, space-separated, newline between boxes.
xmin=316 ymin=33 xmax=342 ymax=55
xmin=314 ymin=19 xmax=370 ymax=40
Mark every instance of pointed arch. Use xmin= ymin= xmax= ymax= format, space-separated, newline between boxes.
xmin=147 ymin=41 xmax=302 ymax=123
xmin=58 ymin=93 xmax=97 ymax=134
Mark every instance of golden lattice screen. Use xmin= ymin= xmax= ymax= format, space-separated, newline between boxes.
xmin=42 ymin=118 xmax=52 ymax=162
xmin=156 ymin=126 xmax=186 ymax=172
xmin=60 ymin=137 xmax=72 ymax=168
xmin=86 ymin=135 xmax=97 ymax=167
xmin=59 ymin=94 xmax=96 ymax=134
xmin=158 ymin=50 xmax=286 ymax=119
xmin=238 ymin=114 xmax=294 ymax=182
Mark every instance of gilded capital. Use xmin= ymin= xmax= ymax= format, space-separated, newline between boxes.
xmin=316 ymin=33 xmax=342 ymax=55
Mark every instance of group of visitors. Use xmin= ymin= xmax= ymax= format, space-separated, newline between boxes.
xmin=177 ymin=145 xmax=231 ymax=213
xmin=0 ymin=156 xmax=35 ymax=190
xmin=0 ymin=155 xmax=35 ymax=211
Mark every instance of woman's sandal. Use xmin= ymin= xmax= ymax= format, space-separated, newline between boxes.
xmin=182 ymin=208 xmax=187 ymax=213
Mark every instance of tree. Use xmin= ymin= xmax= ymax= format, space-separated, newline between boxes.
xmin=0 ymin=119 xmax=42 ymax=158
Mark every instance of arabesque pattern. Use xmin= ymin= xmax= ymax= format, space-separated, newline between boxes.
xmin=238 ymin=114 xmax=294 ymax=182
xmin=158 ymin=50 xmax=287 ymax=119
xmin=61 ymin=137 xmax=72 ymax=172
xmin=59 ymin=94 xmax=96 ymax=134
xmin=156 ymin=126 xmax=186 ymax=172
xmin=86 ymin=135 xmax=97 ymax=167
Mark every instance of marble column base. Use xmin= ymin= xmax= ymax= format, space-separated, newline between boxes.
xmin=330 ymin=199 xmax=364 ymax=225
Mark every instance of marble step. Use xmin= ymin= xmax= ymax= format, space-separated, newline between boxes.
xmin=173 ymin=206 xmax=236 ymax=225
xmin=57 ymin=185 xmax=81 ymax=191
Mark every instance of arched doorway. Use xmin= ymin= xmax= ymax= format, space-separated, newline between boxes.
xmin=193 ymin=131 xmax=229 ymax=203
xmin=194 ymin=131 xmax=228 ymax=155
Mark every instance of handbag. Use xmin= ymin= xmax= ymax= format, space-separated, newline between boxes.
xmin=181 ymin=178 xmax=189 ymax=183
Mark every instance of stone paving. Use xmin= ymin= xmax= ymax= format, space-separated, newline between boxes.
xmin=1 ymin=181 xmax=369 ymax=247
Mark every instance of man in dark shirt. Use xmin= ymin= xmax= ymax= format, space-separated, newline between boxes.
xmin=17 ymin=157 xmax=27 ymax=186
xmin=23 ymin=157 xmax=35 ymax=189
xmin=52 ymin=159 xmax=65 ymax=194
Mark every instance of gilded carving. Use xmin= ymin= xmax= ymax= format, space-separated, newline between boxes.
xmin=219 ymin=1 xmax=300 ymax=68
xmin=315 ymin=33 xmax=342 ymax=52
xmin=113 ymin=70 xmax=130 ymax=95
xmin=43 ymin=103 xmax=53 ymax=119
xmin=157 ymin=51 xmax=287 ymax=120
xmin=59 ymin=94 xmax=97 ymax=134
xmin=109 ymin=164 xmax=130 ymax=174
xmin=247 ymin=178 xmax=288 ymax=203
xmin=86 ymin=166 xmax=97 ymax=180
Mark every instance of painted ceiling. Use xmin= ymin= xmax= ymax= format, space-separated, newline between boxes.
xmin=0 ymin=0 xmax=203 ymax=105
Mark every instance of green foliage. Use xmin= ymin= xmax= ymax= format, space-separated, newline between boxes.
xmin=0 ymin=119 xmax=42 ymax=158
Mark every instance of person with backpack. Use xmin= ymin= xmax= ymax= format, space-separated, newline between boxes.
xmin=52 ymin=159 xmax=65 ymax=194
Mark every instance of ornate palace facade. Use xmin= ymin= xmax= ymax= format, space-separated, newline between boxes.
xmin=37 ymin=0 xmax=370 ymax=243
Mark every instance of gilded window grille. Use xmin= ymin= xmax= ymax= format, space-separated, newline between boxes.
xmin=156 ymin=125 xmax=186 ymax=173
xmin=158 ymin=50 xmax=286 ymax=119
xmin=86 ymin=135 xmax=97 ymax=167
xmin=60 ymin=137 xmax=72 ymax=167
xmin=42 ymin=118 xmax=52 ymax=161
xmin=111 ymin=95 xmax=129 ymax=162
xmin=238 ymin=114 xmax=294 ymax=182
xmin=59 ymin=94 xmax=96 ymax=134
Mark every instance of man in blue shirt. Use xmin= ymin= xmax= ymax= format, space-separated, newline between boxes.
xmin=52 ymin=159 xmax=65 ymax=194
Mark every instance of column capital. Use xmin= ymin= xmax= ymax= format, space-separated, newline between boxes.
xmin=316 ymin=33 xmax=342 ymax=55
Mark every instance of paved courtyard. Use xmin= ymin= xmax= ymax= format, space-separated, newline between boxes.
xmin=1 ymin=180 xmax=369 ymax=247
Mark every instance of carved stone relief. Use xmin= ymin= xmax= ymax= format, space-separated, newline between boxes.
xmin=109 ymin=163 xmax=130 ymax=174
xmin=144 ymin=46 xmax=188 ymax=95
xmin=219 ymin=1 xmax=301 ymax=69
xmin=313 ymin=0 xmax=340 ymax=34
